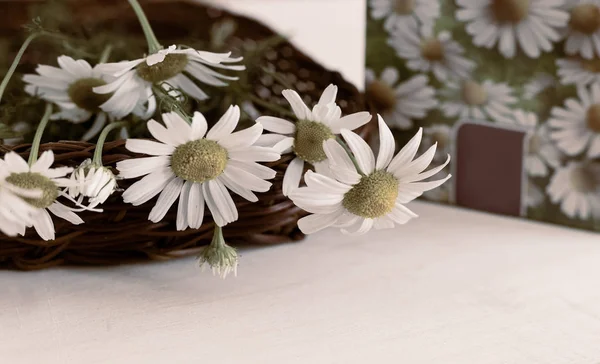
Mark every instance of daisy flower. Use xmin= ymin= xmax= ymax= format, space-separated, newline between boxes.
xmin=525 ymin=179 xmax=545 ymax=208
xmin=523 ymin=72 xmax=556 ymax=99
xmin=255 ymin=84 xmax=372 ymax=196
xmin=556 ymin=57 xmax=600 ymax=86
xmin=67 ymin=159 xmax=119 ymax=209
xmin=440 ymin=79 xmax=517 ymax=122
xmin=117 ymin=106 xmax=280 ymax=230
xmin=455 ymin=0 xmax=569 ymax=59
xmin=421 ymin=124 xmax=453 ymax=163
xmin=365 ymin=67 xmax=437 ymax=129
xmin=387 ymin=25 xmax=475 ymax=81
xmin=563 ymin=0 xmax=600 ymax=59
xmin=22 ymin=56 xmax=141 ymax=141
xmin=546 ymin=161 xmax=600 ymax=219
xmin=502 ymin=109 xmax=562 ymax=177
xmin=94 ymin=45 xmax=244 ymax=118
xmin=1 ymin=150 xmax=84 ymax=241
xmin=289 ymin=115 xmax=451 ymax=235
xmin=548 ymin=83 xmax=600 ymax=157
xmin=368 ymin=0 xmax=440 ymax=31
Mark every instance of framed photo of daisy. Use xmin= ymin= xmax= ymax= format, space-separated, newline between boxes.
xmin=366 ymin=0 xmax=600 ymax=232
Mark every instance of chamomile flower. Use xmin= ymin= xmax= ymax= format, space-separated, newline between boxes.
xmin=546 ymin=161 xmax=600 ymax=219
xmin=556 ymin=57 xmax=600 ymax=86
xmin=94 ymin=45 xmax=244 ymax=118
xmin=1 ymin=151 xmax=85 ymax=241
xmin=548 ymin=83 xmax=600 ymax=157
xmin=22 ymin=56 xmax=140 ymax=141
xmin=563 ymin=0 xmax=600 ymax=59
xmin=289 ymin=116 xmax=451 ymax=235
xmin=455 ymin=0 xmax=569 ymax=59
xmin=440 ymin=79 xmax=517 ymax=122
xmin=117 ymin=106 xmax=280 ymax=230
xmin=503 ymin=109 xmax=562 ymax=177
xmin=67 ymin=159 xmax=118 ymax=208
xmin=368 ymin=0 xmax=440 ymax=31
xmin=256 ymin=84 xmax=372 ymax=196
xmin=387 ymin=25 xmax=475 ymax=81
xmin=365 ymin=67 xmax=437 ymax=129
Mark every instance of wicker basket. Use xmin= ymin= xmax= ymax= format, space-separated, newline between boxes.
xmin=0 ymin=0 xmax=371 ymax=269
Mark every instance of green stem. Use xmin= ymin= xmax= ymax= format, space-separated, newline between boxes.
xmin=247 ymin=93 xmax=296 ymax=119
xmin=335 ymin=136 xmax=362 ymax=175
xmin=127 ymin=0 xmax=162 ymax=54
xmin=212 ymin=225 xmax=225 ymax=248
xmin=0 ymin=32 xmax=40 ymax=104
xmin=93 ymin=121 xmax=127 ymax=166
xmin=98 ymin=44 xmax=113 ymax=63
xmin=28 ymin=103 xmax=53 ymax=166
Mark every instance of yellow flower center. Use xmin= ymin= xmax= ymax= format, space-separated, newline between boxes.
xmin=293 ymin=120 xmax=335 ymax=164
xmin=491 ymin=0 xmax=530 ymax=24
xmin=586 ymin=103 xmax=600 ymax=132
xmin=342 ymin=170 xmax=399 ymax=219
xmin=570 ymin=3 xmax=600 ymax=34
xmin=67 ymin=77 xmax=112 ymax=112
xmin=393 ymin=0 xmax=414 ymax=15
xmin=170 ymin=139 xmax=228 ymax=183
xmin=420 ymin=38 xmax=445 ymax=62
xmin=137 ymin=54 xmax=189 ymax=83
xmin=366 ymin=79 xmax=397 ymax=112
xmin=570 ymin=164 xmax=598 ymax=193
xmin=6 ymin=172 xmax=58 ymax=208
xmin=461 ymin=80 xmax=488 ymax=106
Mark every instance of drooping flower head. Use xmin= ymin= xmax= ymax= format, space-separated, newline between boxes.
xmin=256 ymin=84 xmax=371 ymax=195
xmin=94 ymin=45 xmax=244 ymax=118
xmin=1 ymin=151 xmax=85 ymax=240
xmin=117 ymin=106 xmax=280 ymax=230
xmin=67 ymin=159 xmax=119 ymax=209
xmin=290 ymin=115 xmax=451 ymax=235
xmin=23 ymin=56 xmax=141 ymax=141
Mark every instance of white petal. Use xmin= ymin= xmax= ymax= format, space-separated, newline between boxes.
xmin=81 ymin=113 xmax=107 ymax=142
xmin=117 ymin=156 xmax=170 ymax=179
xmin=32 ymin=209 xmax=55 ymax=241
xmin=48 ymin=202 xmax=83 ymax=225
xmin=31 ymin=150 xmax=54 ymax=173
xmin=191 ymin=111 xmax=208 ymax=140
xmin=323 ymin=139 xmax=357 ymax=173
xmin=209 ymin=179 xmax=239 ymax=226
xmin=256 ymin=116 xmax=296 ymax=134
xmin=176 ymin=180 xmax=192 ymax=231
xmin=227 ymin=160 xmax=277 ymax=180
xmin=341 ymin=218 xmax=374 ymax=235
xmin=149 ymin=177 xmax=184 ymax=223
xmin=162 ymin=112 xmax=192 ymax=144
xmin=187 ymin=182 xmax=205 ymax=229
xmin=329 ymin=111 xmax=372 ymax=134
xmin=219 ymin=123 xmax=263 ymax=150
xmin=341 ymin=129 xmax=375 ymax=175
xmin=228 ymin=146 xmax=280 ymax=162
xmin=121 ymin=167 xmax=173 ymax=205
xmin=224 ymin=165 xmax=272 ymax=192
xmin=297 ymin=208 xmax=344 ymax=234
xmin=393 ymin=143 xmax=437 ymax=178
xmin=388 ymin=128 xmax=422 ymax=173
xmin=304 ymin=170 xmax=351 ymax=194
xmin=206 ymin=105 xmax=240 ymax=141
xmin=5 ymin=152 xmax=29 ymax=173
xmin=318 ymin=84 xmax=338 ymax=106
xmin=375 ymin=115 xmax=395 ymax=170
xmin=282 ymin=89 xmax=312 ymax=120
xmin=126 ymin=139 xmax=175 ymax=156
xmin=218 ymin=174 xmax=258 ymax=202
xmin=147 ymin=119 xmax=180 ymax=146
xmin=283 ymin=157 xmax=304 ymax=196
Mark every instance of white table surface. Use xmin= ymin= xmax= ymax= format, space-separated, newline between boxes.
xmin=3 ymin=1 xmax=600 ymax=363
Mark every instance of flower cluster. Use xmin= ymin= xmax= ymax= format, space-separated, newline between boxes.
xmin=0 ymin=0 xmax=451 ymax=277
xmin=367 ymin=0 xmax=600 ymax=225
